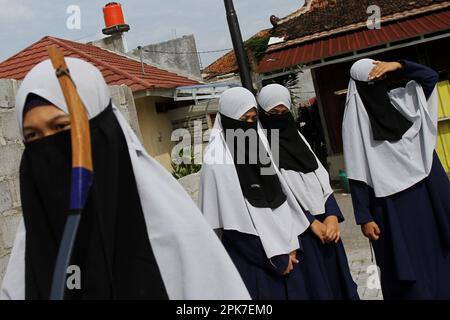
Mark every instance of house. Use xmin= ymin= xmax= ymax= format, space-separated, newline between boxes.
xmin=207 ymin=0 xmax=450 ymax=177
xmin=203 ymin=29 xmax=318 ymax=117
xmin=0 ymin=33 xmax=201 ymax=172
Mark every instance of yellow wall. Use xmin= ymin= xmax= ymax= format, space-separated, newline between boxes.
xmin=134 ymin=96 xmax=175 ymax=172
xmin=436 ymin=81 xmax=450 ymax=173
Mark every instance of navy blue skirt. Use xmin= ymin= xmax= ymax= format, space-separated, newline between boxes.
xmin=368 ymin=154 xmax=450 ymax=299
xmin=221 ymin=231 xmax=309 ymax=300
xmin=298 ymin=220 xmax=359 ymax=300
xmin=221 ymin=228 xmax=358 ymax=300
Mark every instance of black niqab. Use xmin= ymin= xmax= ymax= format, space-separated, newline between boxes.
xmin=354 ymin=79 xmax=413 ymax=141
xmin=219 ymin=113 xmax=286 ymax=210
xmin=258 ymin=108 xmax=318 ymax=173
xmin=20 ymin=105 xmax=168 ymax=300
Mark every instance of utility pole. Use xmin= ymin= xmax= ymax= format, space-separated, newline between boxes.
xmin=223 ymin=0 xmax=254 ymax=92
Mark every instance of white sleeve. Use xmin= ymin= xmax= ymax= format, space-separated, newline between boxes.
xmin=0 ymin=218 xmax=25 ymax=300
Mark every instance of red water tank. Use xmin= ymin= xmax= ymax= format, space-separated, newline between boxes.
xmin=103 ymin=2 xmax=126 ymax=28
xmin=102 ymin=2 xmax=130 ymax=35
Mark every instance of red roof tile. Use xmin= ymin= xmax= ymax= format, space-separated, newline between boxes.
xmin=203 ymin=30 xmax=270 ymax=79
xmin=0 ymin=36 xmax=199 ymax=92
xmin=203 ymin=50 xmax=239 ymax=79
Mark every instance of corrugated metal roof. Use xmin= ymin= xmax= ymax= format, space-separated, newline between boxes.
xmin=0 ymin=36 xmax=200 ymax=92
xmin=258 ymin=9 xmax=450 ymax=73
xmin=271 ymin=0 xmax=450 ymax=46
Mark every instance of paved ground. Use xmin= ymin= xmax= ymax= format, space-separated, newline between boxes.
xmin=334 ymin=190 xmax=384 ymax=300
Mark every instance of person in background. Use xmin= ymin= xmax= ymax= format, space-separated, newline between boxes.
xmin=298 ymin=98 xmax=328 ymax=170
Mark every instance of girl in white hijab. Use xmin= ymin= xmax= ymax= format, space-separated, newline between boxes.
xmin=257 ymin=84 xmax=358 ymax=300
xmin=200 ymin=87 xmax=340 ymax=299
xmin=199 ymin=87 xmax=309 ymax=299
xmin=343 ymin=58 xmax=450 ymax=299
xmin=0 ymin=58 xmax=250 ymax=300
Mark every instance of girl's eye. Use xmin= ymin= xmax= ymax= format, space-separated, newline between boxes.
xmin=55 ymin=123 xmax=70 ymax=131
xmin=24 ymin=132 xmax=37 ymax=142
xmin=270 ymin=109 xmax=288 ymax=115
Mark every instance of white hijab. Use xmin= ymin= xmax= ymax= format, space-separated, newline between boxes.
xmin=200 ymin=87 xmax=310 ymax=259
xmin=257 ymin=84 xmax=333 ymax=215
xmin=1 ymin=58 xmax=250 ymax=300
xmin=342 ymin=58 xmax=438 ymax=197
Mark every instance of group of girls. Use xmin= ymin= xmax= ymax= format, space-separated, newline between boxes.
xmin=1 ymin=57 xmax=449 ymax=300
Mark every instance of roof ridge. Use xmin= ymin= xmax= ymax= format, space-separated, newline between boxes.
xmin=47 ymin=36 xmax=155 ymax=89
xmin=0 ymin=36 xmax=51 ymax=65
xmin=277 ymin=0 xmax=315 ymax=25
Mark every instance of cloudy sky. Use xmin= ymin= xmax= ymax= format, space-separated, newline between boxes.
xmin=0 ymin=0 xmax=305 ymax=67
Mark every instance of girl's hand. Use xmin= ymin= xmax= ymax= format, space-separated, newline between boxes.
xmin=368 ymin=61 xmax=403 ymax=81
xmin=282 ymin=250 xmax=299 ymax=275
xmin=323 ymin=215 xmax=340 ymax=243
xmin=310 ymin=220 xmax=327 ymax=244
xmin=361 ymin=221 xmax=381 ymax=241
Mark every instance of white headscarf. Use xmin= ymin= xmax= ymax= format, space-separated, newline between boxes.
xmin=257 ymin=84 xmax=333 ymax=215
xmin=257 ymin=84 xmax=292 ymax=112
xmin=342 ymin=58 xmax=438 ymax=197
xmin=200 ymin=87 xmax=310 ymax=259
xmin=1 ymin=58 xmax=250 ymax=300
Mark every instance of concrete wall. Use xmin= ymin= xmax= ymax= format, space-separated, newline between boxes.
xmin=134 ymin=96 xmax=175 ymax=171
xmin=129 ymin=35 xmax=202 ymax=80
xmin=0 ymin=80 xmax=141 ymax=285
xmin=327 ymin=153 xmax=345 ymax=181
xmin=178 ymin=172 xmax=200 ymax=205
xmin=0 ymin=79 xmax=23 ymax=286
xmin=110 ymin=85 xmax=143 ymax=142
xmin=295 ymin=69 xmax=316 ymax=106
xmin=89 ymin=33 xmax=128 ymax=54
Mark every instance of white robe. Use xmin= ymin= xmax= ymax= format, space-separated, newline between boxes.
xmin=342 ymin=59 xmax=438 ymax=197
xmin=200 ymin=87 xmax=310 ymax=259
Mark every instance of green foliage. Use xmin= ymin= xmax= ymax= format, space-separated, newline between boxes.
xmin=172 ymin=149 xmax=202 ymax=179
xmin=245 ymin=34 xmax=270 ymax=63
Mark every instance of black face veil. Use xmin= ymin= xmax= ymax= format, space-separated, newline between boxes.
xmin=20 ymin=104 xmax=168 ymax=300
xmin=219 ymin=113 xmax=286 ymax=210
xmin=354 ymin=79 xmax=413 ymax=141
xmin=258 ymin=108 xmax=318 ymax=173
